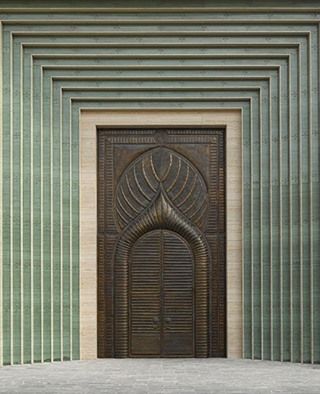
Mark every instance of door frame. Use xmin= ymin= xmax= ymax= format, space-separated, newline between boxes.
xmin=79 ymin=109 xmax=242 ymax=360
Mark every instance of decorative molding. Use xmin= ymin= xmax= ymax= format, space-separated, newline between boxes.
xmin=0 ymin=3 xmax=319 ymax=365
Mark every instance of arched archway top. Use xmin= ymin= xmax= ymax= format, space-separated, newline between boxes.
xmin=114 ymin=188 xmax=210 ymax=357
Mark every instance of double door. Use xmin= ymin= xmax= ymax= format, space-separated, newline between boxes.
xmin=130 ymin=229 xmax=194 ymax=357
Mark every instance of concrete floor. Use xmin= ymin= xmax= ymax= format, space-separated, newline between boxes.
xmin=0 ymin=359 xmax=319 ymax=394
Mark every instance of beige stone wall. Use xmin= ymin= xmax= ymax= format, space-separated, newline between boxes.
xmin=79 ymin=109 xmax=242 ymax=360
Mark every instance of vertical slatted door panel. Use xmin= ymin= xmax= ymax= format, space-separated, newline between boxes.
xmin=162 ymin=230 xmax=194 ymax=357
xmin=97 ymin=134 xmax=116 ymax=358
xmin=208 ymin=132 xmax=226 ymax=357
xmin=97 ymin=134 xmax=106 ymax=357
xmin=97 ymin=235 xmax=106 ymax=358
xmin=208 ymin=134 xmax=219 ymax=357
xmin=130 ymin=231 xmax=161 ymax=356
xmin=217 ymin=133 xmax=226 ymax=357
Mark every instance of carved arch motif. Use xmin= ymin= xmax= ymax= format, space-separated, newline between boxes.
xmin=115 ymin=147 xmax=209 ymax=231
xmin=113 ymin=147 xmax=210 ymax=357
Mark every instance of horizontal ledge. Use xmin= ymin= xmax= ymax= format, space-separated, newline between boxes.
xmin=51 ymin=76 xmax=272 ymax=81
xmin=3 ymin=19 xmax=320 ymax=25
xmin=79 ymin=105 xmax=245 ymax=110
xmin=10 ymin=31 xmax=310 ymax=36
xmin=90 ymin=125 xmax=232 ymax=130
xmin=40 ymin=65 xmax=280 ymax=70
xmin=1 ymin=7 xmax=320 ymax=13
xmin=21 ymin=43 xmax=300 ymax=48
xmin=61 ymin=87 xmax=262 ymax=92
xmin=81 ymin=108 xmax=241 ymax=113
xmin=70 ymin=97 xmax=251 ymax=101
xmin=31 ymin=54 xmax=291 ymax=59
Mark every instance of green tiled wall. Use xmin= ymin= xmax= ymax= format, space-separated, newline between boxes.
xmin=0 ymin=1 xmax=319 ymax=365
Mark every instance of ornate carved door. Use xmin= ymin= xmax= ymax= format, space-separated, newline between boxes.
xmin=97 ymin=128 xmax=226 ymax=358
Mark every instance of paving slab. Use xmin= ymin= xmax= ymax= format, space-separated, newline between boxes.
xmin=0 ymin=359 xmax=319 ymax=394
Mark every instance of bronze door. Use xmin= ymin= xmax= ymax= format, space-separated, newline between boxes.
xmin=97 ymin=128 xmax=226 ymax=358
xmin=130 ymin=229 xmax=194 ymax=357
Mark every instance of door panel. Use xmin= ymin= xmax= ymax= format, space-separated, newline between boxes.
xmin=130 ymin=230 xmax=194 ymax=357
xmin=97 ymin=128 xmax=226 ymax=358
xmin=130 ymin=231 xmax=161 ymax=356
xmin=162 ymin=231 xmax=194 ymax=356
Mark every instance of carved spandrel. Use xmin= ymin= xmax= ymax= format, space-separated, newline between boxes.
xmin=115 ymin=146 xmax=209 ymax=232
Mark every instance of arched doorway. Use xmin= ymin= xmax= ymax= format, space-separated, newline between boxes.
xmin=129 ymin=229 xmax=194 ymax=357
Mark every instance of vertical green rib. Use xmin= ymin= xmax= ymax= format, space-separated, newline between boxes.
xmin=271 ymin=73 xmax=281 ymax=361
xmin=2 ymin=29 xmax=11 ymax=365
xmin=52 ymin=79 xmax=61 ymax=361
xmin=22 ymin=49 xmax=32 ymax=364
xmin=281 ymin=61 xmax=290 ymax=362
xmin=12 ymin=31 xmax=22 ymax=365
xmin=261 ymin=82 xmax=271 ymax=360
xmin=42 ymin=67 xmax=52 ymax=362
xmin=62 ymin=93 xmax=71 ymax=361
xmin=251 ymin=97 xmax=261 ymax=359
xmin=71 ymin=107 xmax=80 ymax=360
xmin=242 ymin=103 xmax=252 ymax=359
xmin=32 ymin=62 xmax=41 ymax=363
xmin=300 ymin=40 xmax=311 ymax=363
xmin=290 ymin=51 xmax=300 ymax=363
xmin=311 ymin=26 xmax=320 ymax=364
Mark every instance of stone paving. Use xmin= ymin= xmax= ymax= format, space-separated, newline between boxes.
xmin=0 ymin=358 xmax=320 ymax=394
